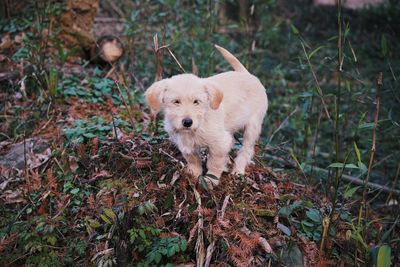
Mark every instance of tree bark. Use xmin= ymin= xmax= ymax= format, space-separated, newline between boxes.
xmin=57 ymin=0 xmax=99 ymax=58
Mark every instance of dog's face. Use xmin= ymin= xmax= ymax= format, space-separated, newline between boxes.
xmin=145 ymin=74 xmax=223 ymax=132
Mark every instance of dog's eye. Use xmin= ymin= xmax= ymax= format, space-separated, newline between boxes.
xmin=172 ymin=99 xmax=181 ymax=105
xmin=193 ymin=99 xmax=200 ymax=105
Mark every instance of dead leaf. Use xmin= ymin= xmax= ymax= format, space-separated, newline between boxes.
xmin=14 ymin=32 xmax=26 ymax=44
xmin=0 ymin=54 xmax=8 ymax=62
xmin=89 ymin=170 xmax=112 ymax=183
xmin=0 ymin=233 xmax=18 ymax=253
xmin=0 ymin=34 xmax=12 ymax=50
xmin=68 ymin=156 xmax=79 ymax=172
xmin=27 ymin=169 xmax=42 ymax=192
xmin=46 ymin=169 xmax=58 ymax=191
xmin=0 ymin=189 xmax=26 ymax=204
xmin=27 ymin=148 xmax=52 ymax=169
xmin=170 ymin=171 xmax=180 ymax=185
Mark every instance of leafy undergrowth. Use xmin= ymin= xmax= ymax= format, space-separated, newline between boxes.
xmin=0 ymin=129 xmax=327 ymax=266
xmin=0 ymin=66 xmax=360 ymax=265
xmin=0 ymin=81 xmax=392 ymax=266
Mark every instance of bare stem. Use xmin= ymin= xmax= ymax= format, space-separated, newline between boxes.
xmin=359 ymin=72 xmax=382 ymax=226
xmin=115 ymin=80 xmax=136 ymax=131
xmin=327 ymin=0 xmax=343 ymax=254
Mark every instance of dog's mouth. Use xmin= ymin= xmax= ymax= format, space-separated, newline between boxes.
xmin=176 ymin=127 xmax=196 ymax=133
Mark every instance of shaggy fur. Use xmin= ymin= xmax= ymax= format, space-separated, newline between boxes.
xmin=145 ymin=45 xmax=268 ymax=186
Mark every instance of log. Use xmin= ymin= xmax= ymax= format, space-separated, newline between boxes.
xmin=95 ymin=35 xmax=124 ymax=64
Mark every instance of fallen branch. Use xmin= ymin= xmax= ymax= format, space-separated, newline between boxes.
xmin=263 ymin=153 xmax=400 ymax=195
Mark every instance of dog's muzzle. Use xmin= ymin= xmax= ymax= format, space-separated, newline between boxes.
xmin=182 ymin=118 xmax=193 ymax=128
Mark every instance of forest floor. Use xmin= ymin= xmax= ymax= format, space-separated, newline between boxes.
xmin=1 ymin=1 xmax=399 ymax=266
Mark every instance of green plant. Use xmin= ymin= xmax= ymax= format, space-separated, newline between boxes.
xmin=128 ymin=224 xmax=187 ymax=265
xmin=62 ymin=116 xmax=130 ymax=144
xmin=279 ymin=201 xmax=330 ymax=242
xmin=59 ymin=75 xmax=135 ymax=106
xmin=146 ymin=236 xmax=187 ymax=265
xmin=44 ymin=67 xmax=59 ymax=99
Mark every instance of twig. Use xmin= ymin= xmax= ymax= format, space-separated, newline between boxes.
xmin=111 ymin=114 xmax=118 ymax=141
xmin=189 ymin=177 xmax=205 ymax=267
xmin=300 ymin=41 xmax=331 ymax=120
xmin=311 ymin=109 xmax=323 ymax=175
xmin=220 ymin=195 xmax=230 ymax=219
xmin=205 ymin=195 xmax=230 ymax=267
xmin=23 ymin=132 xmax=27 ymax=180
xmin=359 ymin=72 xmax=382 ymax=227
xmin=114 ymin=80 xmax=136 ymax=130
xmin=166 ymin=47 xmax=186 ymax=73
xmin=40 ymin=115 xmax=53 ymax=130
xmin=94 ymin=17 xmax=126 ymax=23
xmin=159 ymin=148 xmax=184 ymax=168
xmin=153 ymin=33 xmax=164 ymax=82
xmin=386 ymin=162 xmax=400 ymax=203
xmin=320 ymin=216 xmax=330 ymax=254
xmin=267 ymin=108 xmax=297 ymax=146
xmin=104 ymin=0 xmax=125 ymax=17
xmin=105 ymin=65 xmax=116 ymax=78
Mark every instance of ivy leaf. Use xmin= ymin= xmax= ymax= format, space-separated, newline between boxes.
xmin=138 ymin=205 xmax=145 ymax=215
xmin=154 ymin=252 xmax=162 ymax=264
xmin=277 ymin=223 xmax=291 ymax=236
xmin=180 ymin=239 xmax=187 ymax=251
xmin=70 ymin=188 xmax=80 ymax=195
xmin=199 ymin=176 xmax=209 ymax=191
xmin=306 ymin=208 xmax=321 ymax=223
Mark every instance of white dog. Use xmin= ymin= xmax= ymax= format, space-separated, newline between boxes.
xmin=145 ymin=45 xmax=268 ymax=186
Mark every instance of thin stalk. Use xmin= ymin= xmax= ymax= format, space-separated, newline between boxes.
xmin=335 ymin=0 xmax=343 ymax=168
xmin=330 ymin=151 xmax=350 ymax=223
xmin=311 ymin=109 xmax=323 ymax=175
xmin=300 ymin=42 xmax=331 ymax=120
xmin=386 ymin=162 xmax=400 ymax=203
xmin=115 ymin=81 xmax=136 ymax=131
xmin=326 ymin=0 xmax=343 ymax=254
xmin=358 ymin=72 xmax=382 ymax=228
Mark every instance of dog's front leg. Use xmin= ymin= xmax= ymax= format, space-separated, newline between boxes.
xmin=205 ymin=132 xmax=232 ymax=187
xmin=183 ymin=153 xmax=203 ymax=178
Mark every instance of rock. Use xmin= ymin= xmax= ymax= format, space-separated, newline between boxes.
xmin=0 ymin=138 xmax=50 ymax=170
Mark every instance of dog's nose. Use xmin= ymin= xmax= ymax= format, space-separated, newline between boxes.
xmin=182 ymin=118 xmax=193 ymax=128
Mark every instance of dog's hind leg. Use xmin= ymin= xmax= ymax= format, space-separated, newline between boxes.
xmin=232 ymin=116 xmax=263 ymax=175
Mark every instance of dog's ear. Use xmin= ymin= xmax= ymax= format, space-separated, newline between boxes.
xmin=145 ymin=79 xmax=168 ymax=115
xmin=205 ymin=82 xmax=223 ymax=110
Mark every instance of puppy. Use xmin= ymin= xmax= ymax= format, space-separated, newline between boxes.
xmin=145 ymin=45 xmax=268 ymax=186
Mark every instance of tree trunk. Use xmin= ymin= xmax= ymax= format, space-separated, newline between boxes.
xmin=57 ymin=0 xmax=99 ymax=59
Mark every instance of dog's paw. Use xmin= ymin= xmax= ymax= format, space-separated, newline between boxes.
xmin=231 ymin=165 xmax=246 ymax=176
xmin=185 ymin=165 xmax=203 ymax=178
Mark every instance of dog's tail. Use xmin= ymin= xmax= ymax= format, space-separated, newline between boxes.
xmin=215 ymin=44 xmax=249 ymax=73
